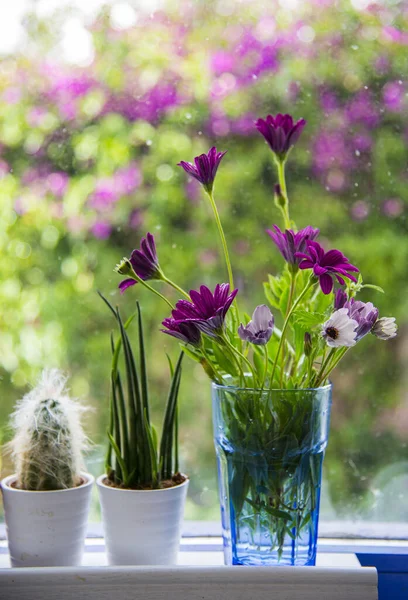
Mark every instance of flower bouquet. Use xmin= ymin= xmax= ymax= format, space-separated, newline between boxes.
xmin=115 ymin=113 xmax=397 ymax=566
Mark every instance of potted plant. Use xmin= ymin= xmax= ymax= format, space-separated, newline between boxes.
xmin=1 ymin=369 xmax=94 ymax=567
xmin=96 ymin=295 xmax=188 ymax=566
xmin=114 ymin=113 xmax=397 ymax=567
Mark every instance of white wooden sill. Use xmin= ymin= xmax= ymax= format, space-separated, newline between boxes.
xmin=0 ymin=536 xmax=380 ymax=600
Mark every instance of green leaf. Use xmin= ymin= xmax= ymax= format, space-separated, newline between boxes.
xmin=160 ymin=352 xmax=183 ymax=480
xmin=252 ymin=350 xmax=265 ymax=381
xmin=362 ymin=284 xmax=384 ymax=293
xmin=293 ymin=310 xmax=325 ymax=329
xmin=181 ymin=345 xmax=202 ymax=363
xmin=212 ymin=340 xmax=237 ymax=375
xmin=279 ymin=285 xmax=290 ymax=316
xmin=166 ymin=354 xmax=174 ymax=378
xmin=137 ymin=301 xmax=150 ymax=424
xmin=144 ymin=410 xmax=158 ymax=487
xmin=263 ymin=282 xmax=279 ymax=309
xmin=107 ymin=431 xmax=129 ymax=486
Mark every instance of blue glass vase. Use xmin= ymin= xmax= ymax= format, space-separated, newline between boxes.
xmin=212 ymin=380 xmax=332 ymax=566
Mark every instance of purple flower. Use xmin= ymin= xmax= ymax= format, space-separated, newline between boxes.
xmin=267 ymin=225 xmax=320 ymax=272
xmin=345 ymin=298 xmax=379 ymax=341
xmin=238 ymin=305 xmax=274 ymax=346
xmin=255 ymin=113 xmax=306 ymax=160
xmin=172 ymin=283 xmax=238 ymax=338
xmin=118 ymin=233 xmax=161 ymax=293
xmin=334 ymin=291 xmax=379 ymax=341
xmin=178 ymin=147 xmax=227 ymax=193
xmin=334 ymin=289 xmax=348 ymax=310
xmin=161 ymin=318 xmax=201 ymax=346
xmin=295 ymin=240 xmax=359 ymax=295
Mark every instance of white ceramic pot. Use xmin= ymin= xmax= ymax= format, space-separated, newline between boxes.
xmin=1 ymin=472 xmax=94 ymax=567
xmin=97 ymin=474 xmax=189 ymax=565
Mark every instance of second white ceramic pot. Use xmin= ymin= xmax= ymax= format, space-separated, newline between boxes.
xmin=97 ymin=474 xmax=189 ymax=565
xmin=1 ymin=472 xmax=94 ymax=567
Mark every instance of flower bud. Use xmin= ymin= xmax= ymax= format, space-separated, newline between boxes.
xmin=115 ymin=257 xmax=133 ymax=276
xmin=304 ymin=332 xmax=313 ymax=356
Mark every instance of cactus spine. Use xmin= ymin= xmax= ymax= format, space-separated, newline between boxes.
xmin=9 ymin=369 xmax=87 ymax=491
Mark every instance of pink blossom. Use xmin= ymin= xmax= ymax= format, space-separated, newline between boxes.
xmin=91 ymin=221 xmax=112 ymax=239
xmin=383 ymin=81 xmax=405 ymax=112
xmin=47 ymin=172 xmax=69 ymax=198
xmin=382 ymin=198 xmax=404 ymax=218
xmin=346 ymin=91 xmax=380 ymax=128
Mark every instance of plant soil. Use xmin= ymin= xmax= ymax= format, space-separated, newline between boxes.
xmin=103 ymin=472 xmax=188 ymax=491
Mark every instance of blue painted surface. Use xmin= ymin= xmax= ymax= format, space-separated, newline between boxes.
xmin=357 ymin=553 xmax=408 ymax=600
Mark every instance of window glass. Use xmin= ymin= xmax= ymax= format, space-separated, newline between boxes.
xmin=0 ymin=0 xmax=407 ymax=529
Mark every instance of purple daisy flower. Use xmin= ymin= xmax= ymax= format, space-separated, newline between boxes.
xmin=118 ymin=232 xmax=161 ymax=293
xmin=267 ymin=224 xmax=320 ymax=272
xmin=333 ymin=291 xmax=379 ymax=341
xmin=238 ymin=305 xmax=274 ymax=346
xmin=295 ymin=240 xmax=359 ymax=295
xmin=172 ymin=283 xmax=238 ymax=338
xmin=178 ymin=147 xmax=227 ymax=193
xmin=161 ymin=318 xmax=201 ymax=346
xmin=256 ymin=113 xmax=306 ymax=160
xmin=344 ymin=298 xmax=379 ymax=341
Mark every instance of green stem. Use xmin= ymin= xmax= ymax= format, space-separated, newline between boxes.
xmin=128 ymin=271 xmax=174 ymax=310
xmin=222 ymin=333 xmax=258 ymax=386
xmin=206 ymin=190 xmax=235 ymax=292
xmin=276 ymin=159 xmax=291 ymax=229
xmin=316 ymin=347 xmax=349 ymax=387
xmin=261 ymin=345 xmax=268 ymax=390
xmin=313 ymin=347 xmax=336 ymax=388
xmin=280 ymin=272 xmax=297 ymax=387
xmin=161 ymin=275 xmax=191 ymax=300
xmin=270 ymin=277 xmax=315 ymax=389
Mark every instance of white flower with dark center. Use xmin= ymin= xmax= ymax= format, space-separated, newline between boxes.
xmin=322 ymin=308 xmax=358 ymax=348
xmin=371 ymin=317 xmax=397 ymax=340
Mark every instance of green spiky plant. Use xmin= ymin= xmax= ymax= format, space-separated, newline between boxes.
xmin=9 ymin=369 xmax=87 ymax=491
xmin=99 ymin=293 xmax=184 ymax=489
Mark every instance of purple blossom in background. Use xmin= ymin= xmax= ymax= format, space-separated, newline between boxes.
xmin=382 ymin=198 xmax=404 ymax=218
xmin=172 ymin=283 xmax=238 ymax=338
xmin=129 ymin=209 xmax=144 ymax=230
xmin=382 ymin=26 xmax=408 ymax=45
xmin=296 ymin=240 xmax=359 ymax=295
xmin=161 ymin=318 xmax=201 ymax=346
xmin=118 ymin=232 xmax=161 ymax=293
xmin=352 ymin=132 xmax=373 ymax=153
xmin=267 ymin=225 xmax=320 ymax=271
xmin=114 ymin=163 xmax=142 ymax=195
xmin=346 ymin=90 xmax=380 ymax=128
xmin=319 ymin=89 xmax=339 ymax=114
xmin=47 ymin=172 xmax=69 ymax=198
xmin=313 ymin=131 xmax=355 ymax=173
xmin=211 ymin=51 xmax=235 ymax=76
xmin=88 ymin=178 xmax=119 ymax=210
xmin=383 ymin=81 xmax=405 ymax=112
xmin=104 ymin=83 xmax=180 ymax=123
xmin=178 ymin=147 xmax=227 ymax=193
xmin=256 ymin=113 xmax=306 ymax=160
xmin=351 ymin=200 xmax=370 ymax=221
xmin=91 ymin=221 xmax=112 ymax=240
xmin=238 ymin=305 xmax=274 ymax=346
xmin=27 ymin=107 xmax=48 ymax=127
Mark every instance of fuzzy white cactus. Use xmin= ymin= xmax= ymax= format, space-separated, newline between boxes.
xmin=9 ymin=369 xmax=88 ymax=491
